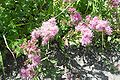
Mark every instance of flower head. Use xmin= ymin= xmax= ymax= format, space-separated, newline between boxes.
xmin=105 ymin=26 xmax=112 ymax=35
xmin=70 ymin=12 xmax=82 ymax=23
xmin=75 ymin=22 xmax=93 ymax=46
xmin=40 ymin=18 xmax=59 ymax=45
xmin=31 ymin=29 xmax=40 ymax=40
xmin=81 ymin=35 xmax=92 ymax=46
xmin=31 ymin=55 xmax=41 ymax=66
xmin=110 ymin=0 xmax=120 ymax=8
xmin=68 ymin=7 xmax=76 ymax=13
xmin=20 ymin=68 xmax=34 ymax=79
xmin=86 ymin=15 xmax=91 ymax=22
xmin=89 ymin=16 xmax=99 ymax=29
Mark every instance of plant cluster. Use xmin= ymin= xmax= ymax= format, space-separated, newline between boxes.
xmin=0 ymin=0 xmax=120 ymax=79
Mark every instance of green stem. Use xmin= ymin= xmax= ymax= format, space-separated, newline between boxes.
xmin=102 ymin=31 xmax=104 ymax=53
xmin=0 ymin=52 xmax=5 ymax=79
xmin=55 ymin=2 xmax=73 ymax=18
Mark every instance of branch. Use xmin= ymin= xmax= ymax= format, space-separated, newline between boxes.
xmin=3 ymin=35 xmax=17 ymax=66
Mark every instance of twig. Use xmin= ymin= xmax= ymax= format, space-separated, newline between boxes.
xmin=3 ymin=35 xmax=17 ymax=66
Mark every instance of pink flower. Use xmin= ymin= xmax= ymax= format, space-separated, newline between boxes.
xmin=68 ymin=7 xmax=76 ymax=13
xmin=20 ymin=43 xmax=25 ymax=49
xmin=20 ymin=39 xmax=40 ymax=54
xmin=81 ymin=28 xmax=93 ymax=46
xmin=20 ymin=54 xmax=41 ymax=79
xmin=75 ymin=22 xmax=93 ymax=46
xmin=80 ymin=27 xmax=92 ymax=35
xmin=82 ymin=29 xmax=93 ymax=37
xmin=20 ymin=68 xmax=29 ymax=78
xmin=111 ymin=0 xmax=120 ymax=7
xmin=68 ymin=7 xmax=82 ymax=25
xmin=81 ymin=35 xmax=92 ymax=46
xmin=27 ymin=64 xmax=34 ymax=69
xmin=26 ymin=40 xmax=38 ymax=53
xmin=86 ymin=15 xmax=91 ymax=22
xmin=75 ymin=23 xmax=87 ymax=31
xmin=28 ymin=54 xmax=34 ymax=59
xmin=70 ymin=12 xmax=82 ymax=23
xmin=31 ymin=55 xmax=41 ymax=66
xmin=96 ymin=20 xmax=108 ymax=31
xmin=20 ymin=68 xmax=34 ymax=79
xmin=42 ymin=37 xmax=49 ymax=45
xmin=31 ymin=29 xmax=40 ymax=40
xmin=88 ymin=16 xmax=112 ymax=35
xmin=40 ymin=18 xmax=59 ymax=45
xmin=93 ymin=16 xmax=99 ymax=21
xmin=89 ymin=16 xmax=99 ymax=29
xmin=28 ymin=54 xmax=41 ymax=66
xmin=48 ymin=17 xmax=57 ymax=25
xmin=105 ymin=26 xmax=112 ymax=35
xmin=75 ymin=16 xmax=112 ymax=46
xmin=30 ymin=17 xmax=59 ymax=45
xmin=75 ymin=25 xmax=81 ymax=31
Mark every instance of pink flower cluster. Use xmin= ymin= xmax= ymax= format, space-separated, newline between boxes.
xmin=31 ymin=18 xmax=59 ymax=45
xmin=20 ymin=54 xmax=40 ymax=79
xmin=40 ymin=18 xmax=59 ymax=45
xmin=21 ymin=39 xmax=40 ymax=54
xmin=110 ymin=0 xmax=120 ymax=7
xmin=75 ymin=23 xmax=93 ymax=46
xmin=68 ymin=8 xmax=112 ymax=46
xmin=75 ymin=15 xmax=112 ymax=46
xmin=89 ymin=16 xmax=112 ymax=35
xmin=28 ymin=54 xmax=41 ymax=67
xmin=68 ymin=7 xmax=82 ymax=25
xmin=20 ymin=67 xmax=35 ymax=79
xmin=20 ymin=17 xmax=59 ymax=79
xmin=20 ymin=39 xmax=41 ymax=79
